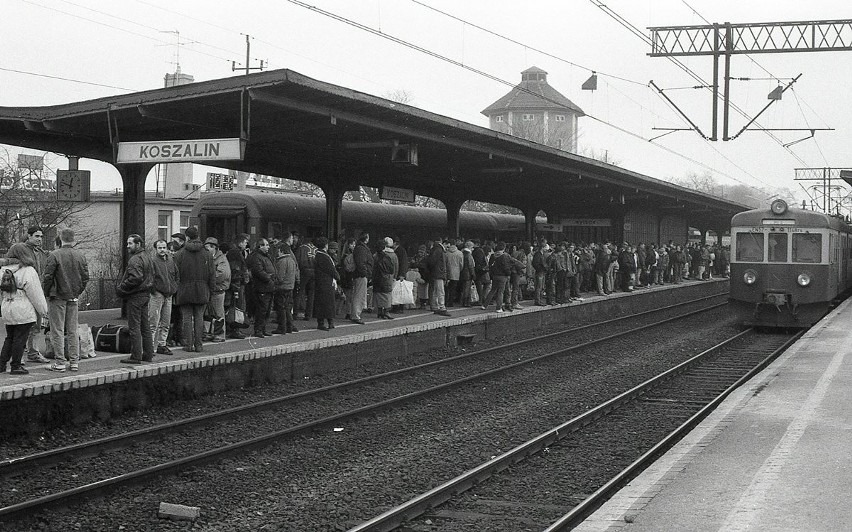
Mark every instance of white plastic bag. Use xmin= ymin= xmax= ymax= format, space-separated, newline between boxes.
xmin=78 ymin=323 xmax=97 ymax=359
xmin=392 ymin=280 xmax=415 ymax=305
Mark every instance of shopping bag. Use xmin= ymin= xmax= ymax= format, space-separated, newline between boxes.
xmin=392 ymin=280 xmax=415 ymax=305
xmin=226 ymin=306 xmax=245 ymax=325
xmin=78 ymin=323 xmax=97 ymax=359
xmin=469 ymin=281 xmax=480 ymax=303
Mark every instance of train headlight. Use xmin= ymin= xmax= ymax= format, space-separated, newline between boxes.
xmin=797 ymin=273 xmax=811 ymax=287
xmin=743 ymin=269 xmax=757 ymax=285
xmin=770 ymin=199 xmax=788 ymax=214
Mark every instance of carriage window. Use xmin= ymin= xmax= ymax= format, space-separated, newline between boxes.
xmin=792 ymin=233 xmax=822 ymax=263
xmin=767 ymin=233 xmax=788 ymax=262
xmin=736 ymin=232 xmax=764 ymax=262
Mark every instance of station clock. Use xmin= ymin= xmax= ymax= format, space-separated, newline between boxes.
xmin=56 ymin=170 xmax=91 ymax=202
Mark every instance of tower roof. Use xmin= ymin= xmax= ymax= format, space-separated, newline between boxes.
xmin=482 ymin=66 xmax=584 ymax=116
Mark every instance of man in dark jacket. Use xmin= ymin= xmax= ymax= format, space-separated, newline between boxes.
xmin=481 ymin=242 xmax=521 ymax=312
xmin=247 ymin=238 xmax=276 ymax=337
xmin=42 ymin=228 xmax=89 ymax=372
xmin=294 ymin=238 xmax=317 ymax=321
xmin=351 ymin=232 xmax=373 ymax=324
xmin=426 ymin=239 xmax=451 ymax=316
xmin=117 ymin=233 xmax=155 ymax=364
xmin=471 ymin=241 xmax=489 ymax=307
xmin=531 ymin=241 xmax=549 ymax=305
xmin=594 ymin=244 xmax=611 ymax=296
xmin=173 ymin=227 xmax=215 ymax=352
xmin=149 ymin=239 xmax=179 ymax=355
xmin=225 ymin=233 xmax=250 ymax=339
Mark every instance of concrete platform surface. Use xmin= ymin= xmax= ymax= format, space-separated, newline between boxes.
xmin=575 ymin=297 xmax=852 ymax=532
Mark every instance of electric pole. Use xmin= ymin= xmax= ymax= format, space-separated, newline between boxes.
xmin=232 ymin=34 xmax=265 ymax=75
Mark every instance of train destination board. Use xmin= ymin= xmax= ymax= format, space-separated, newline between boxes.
xmin=117 ymin=138 xmax=244 ymax=164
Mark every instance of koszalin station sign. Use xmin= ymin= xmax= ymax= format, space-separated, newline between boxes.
xmin=117 ymin=138 xmax=244 ymax=164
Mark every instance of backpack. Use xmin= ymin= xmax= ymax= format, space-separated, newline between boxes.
xmin=0 ymin=268 xmax=17 ymax=294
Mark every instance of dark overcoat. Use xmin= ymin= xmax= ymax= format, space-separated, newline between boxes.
xmin=313 ymin=250 xmax=340 ymax=319
xmin=173 ymin=240 xmax=214 ymax=305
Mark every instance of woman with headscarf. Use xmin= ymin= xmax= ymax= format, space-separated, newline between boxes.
xmin=312 ymin=237 xmax=340 ymax=331
xmin=372 ymin=237 xmax=399 ymax=320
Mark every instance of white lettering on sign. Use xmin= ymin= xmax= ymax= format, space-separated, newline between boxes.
xmin=117 ymin=138 xmax=244 ymax=163
xmin=380 ymin=186 xmax=415 ymax=203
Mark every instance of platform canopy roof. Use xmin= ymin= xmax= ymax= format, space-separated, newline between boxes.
xmin=0 ymin=68 xmax=747 ymax=223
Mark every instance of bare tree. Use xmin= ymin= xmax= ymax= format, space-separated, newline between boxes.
xmin=383 ymin=89 xmax=415 ymax=106
xmin=0 ymin=148 xmax=99 ymax=250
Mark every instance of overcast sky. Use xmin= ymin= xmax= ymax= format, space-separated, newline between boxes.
xmin=3 ymin=0 xmax=851 ymax=205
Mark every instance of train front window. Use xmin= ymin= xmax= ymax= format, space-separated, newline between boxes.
xmin=793 ymin=233 xmax=822 ymax=263
xmin=767 ymin=233 xmax=788 ymax=262
xmin=736 ymin=232 xmax=764 ymax=262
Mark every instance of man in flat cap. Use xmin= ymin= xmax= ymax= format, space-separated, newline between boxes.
xmin=204 ymin=236 xmax=230 ymax=343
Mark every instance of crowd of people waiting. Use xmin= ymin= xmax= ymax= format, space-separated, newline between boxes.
xmin=0 ymin=224 xmax=730 ymax=375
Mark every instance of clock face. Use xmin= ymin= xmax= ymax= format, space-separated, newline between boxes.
xmin=57 ymin=171 xmax=84 ymax=201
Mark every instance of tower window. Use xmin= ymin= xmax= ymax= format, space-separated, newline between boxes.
xmin=555 ymin=115 xmax=565 ymax=122
xmin=495 ymin=115 xmax=504 ymax=123
xmin=556 ymin=139 xmax=563 ymax=149
xmin=522 ymin=114 xmax=535 ymax=121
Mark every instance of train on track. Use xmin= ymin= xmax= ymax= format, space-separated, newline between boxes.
xmin=190 ymin=191 xmax=536 ymax=248
xmin=729 ymin=198 xmax=852 ymax=328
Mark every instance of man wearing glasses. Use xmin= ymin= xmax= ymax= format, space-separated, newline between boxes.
xmin=6 ymin=226 xmax=50 ymax=364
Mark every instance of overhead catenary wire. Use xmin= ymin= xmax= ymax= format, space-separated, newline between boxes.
xmin=589 ymin=0 xmax=809 ymax=165
xmin=284 ymin=0 xmax=772 ymax=192
xmin=18 ymin=0 xmax=240 ymax=65
xmin=409 ymin=0 xmax=646 ymax=87
xmin=0 ymin=66 xmax=139 ymax=92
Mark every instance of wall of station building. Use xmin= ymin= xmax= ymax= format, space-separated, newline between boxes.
xmin=559 ymin=208 xmax=687 ymax=246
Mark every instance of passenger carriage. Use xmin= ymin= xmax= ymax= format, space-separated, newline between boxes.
xmin=729 ymin=199 xmax=852 ymax=328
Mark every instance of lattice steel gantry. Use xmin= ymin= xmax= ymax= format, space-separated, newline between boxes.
xmin=648 ymin=19 xmax=852 ymax=141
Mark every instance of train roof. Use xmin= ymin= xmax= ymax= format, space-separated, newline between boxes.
xmin=192 ymin=191 xmax=532 ymax=233
xmin=732 ymin=207 xmax=850 ymax=231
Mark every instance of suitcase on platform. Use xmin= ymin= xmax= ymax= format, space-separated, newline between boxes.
xmin=91 ymin=324 xmax=132 ymax=353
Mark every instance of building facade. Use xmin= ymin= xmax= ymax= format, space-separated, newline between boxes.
xmin=482 ymin=67 xmax=584 ymax=152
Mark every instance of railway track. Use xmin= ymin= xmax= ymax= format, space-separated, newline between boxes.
xmin=349 ymin=328 xmax=800 ymax=532
xmin=0 ymin=294 xmax=728 ymax=522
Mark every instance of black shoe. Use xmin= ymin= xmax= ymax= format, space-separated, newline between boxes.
xmin=156 ymin=346 xmax=172 ymax=355
xmin=271 ymin=328 xmax=287 ymax=334
xmin=318 ymin=325 xmax=329 ymax=331
xmin=120 ymin=358 xmax=144 ymax=364
xmin=434 ymin=310 xmax=451 ymax=317
xmin=328 ymin=321 xmax=335 ymax=329
xmin=288 ymin=327 xmax=299 ymax=333
xmin=227 ymin=331 xmax=246 ymax=340
xmin=382 ymin=313 xmax=394 ymax=320
xmin=351 ymin=318 xmax=365 ymax=325
xmin=10 ymin=367 xmax=28 ymax=375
